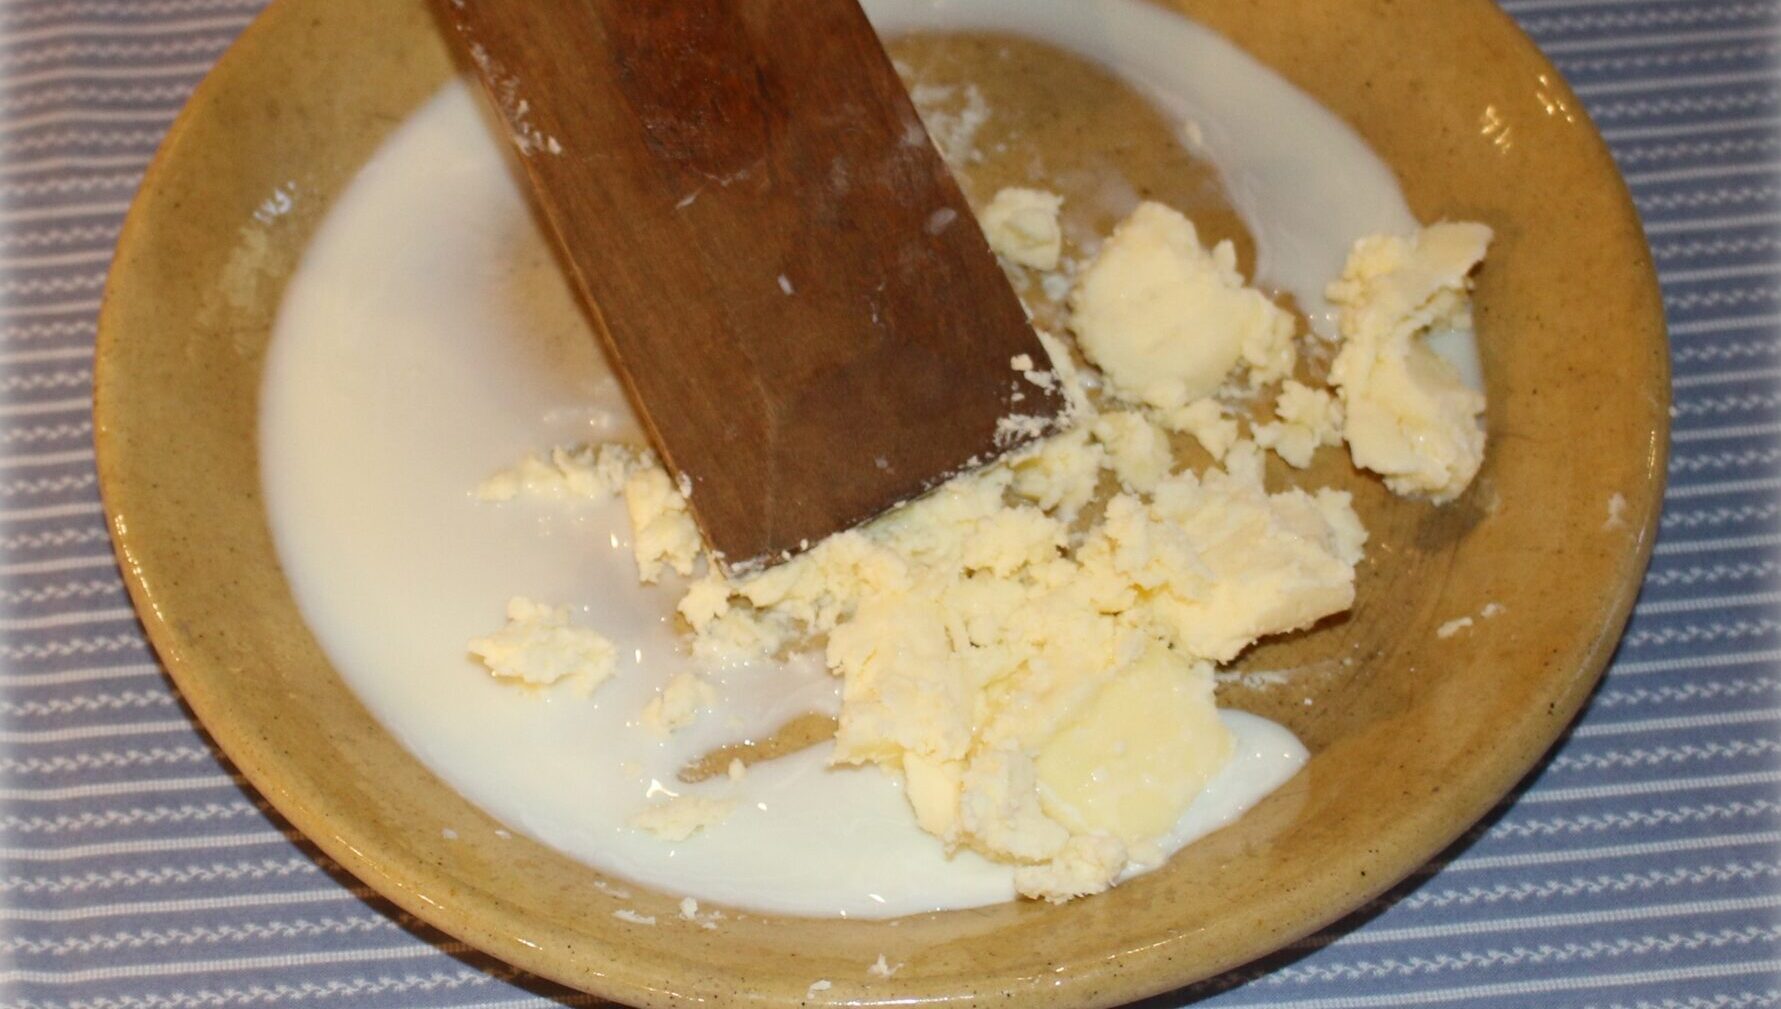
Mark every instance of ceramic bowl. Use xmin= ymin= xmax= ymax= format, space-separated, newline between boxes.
xmin=94 ymin=0 xmax=1667 ymax=1005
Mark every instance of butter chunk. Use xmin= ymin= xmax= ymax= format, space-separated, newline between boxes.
xmin=902 ymin=752 xmax=964 ymax=840
xmin=981 ymin=187 xmax=1065 ymax=270
xmin=1036 ymin=329 xmax=1095 ymax=419
xmin=1010 ymin=427 xmax=1105 ymax=523
xmin=689 ymin=608 xmax=793 ymax=668
xmin=1014 ymin=833 xmax=1127 ymax=903
xmin=680 ymin=435 xmax=1363 ymax=890
xmin=475 ymin=443 xmax=642 ymax=503
xmin=629 ymin=794 xmax=734 ymax=841
xmin=623 ymin=463 xmax=701 ymax=583
xmin=468 ymin=597 xmax=616 ymax=696
xmin=1328 ymin=222 xmax=1491 ymax=502
xmin=676 ymin=573 xmax=731 ymax=632
xmin=1092 ymin=411 xmax=1174 ymax=493
xmin=1089 ymin=444 xmax=1366 ymax=663
xmin=829 ymin=593 xmax=972 ymax=769
xmin=1164 ymin=398 xmax=1241 ymax=461
xmin=960 ymin=748 xmax=1070 ymax=862
xmin=1254 ymin=380 xmax=1344 ymax=469
xmin=1070 ymin=202 xmax=1295 ymax=411
xmin=1036 ymin=645 xmax=1232 ymax=845
xmin=640 ymin=672 xmax=716 ymax=736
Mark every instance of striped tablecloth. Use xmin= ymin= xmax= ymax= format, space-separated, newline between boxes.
xmin=2 ymin=1 xmax=1777 ymax=1006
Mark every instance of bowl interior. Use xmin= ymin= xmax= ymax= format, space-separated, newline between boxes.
xmin=94 ymin=0 xmax=1667 ymax=1006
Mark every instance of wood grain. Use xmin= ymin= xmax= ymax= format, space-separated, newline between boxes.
xmin=432 ymin=0 xmax=1067 ymax=570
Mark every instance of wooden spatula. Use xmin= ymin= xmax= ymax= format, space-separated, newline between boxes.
xmin=431 ymin=0 xmax=1068 ymax=573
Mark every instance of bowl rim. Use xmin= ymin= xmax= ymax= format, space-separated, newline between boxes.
xmin=92 ymin=1 xmax=1670 ymax=1005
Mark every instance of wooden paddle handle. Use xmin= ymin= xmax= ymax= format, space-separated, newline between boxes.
xmin=432 ymin=0 xmax=1066 ymax=570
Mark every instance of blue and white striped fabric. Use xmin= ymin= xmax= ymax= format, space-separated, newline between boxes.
xmin=0 ymin=1 xmax=1776 ymax=1006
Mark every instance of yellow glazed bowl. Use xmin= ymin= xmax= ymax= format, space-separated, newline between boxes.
xmin=94 ymin=0 xmax=1668 ymax=1006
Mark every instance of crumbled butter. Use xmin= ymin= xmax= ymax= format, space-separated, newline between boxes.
xmin=475 ymin=443 xmax=642 ymax=503
xmin=623 ymin=464 xmax=701 ymax=583
xmin=640 ymin=672 xmax=716 ymax=736
xmin=670 ymin=438 xmax=1360 ymax=891
xmin=490 ymin=198 xmax=1500 ymax=904
xmin=1255 ymin=380 xmax=1344 ymax=469
xmin=1013 ymin=833 xmax=1127 ymax=903
xmin=468 ymin=597 xmax=616 ymax=696
xmin=630 ymin=794 xmax=734 ymax=841
xmin=1092 ymin=411 xmax=1174 ymax=493
xmin=981 ymin=187 xmax=1065 ymax=270
xmin=1010 ymin=427 xmax=1104 ymax=523
xmin=1328 ymin=222 xmax=1491 ymax=502
xmin=1071 ymin=202 xmax=1296 ymax=411
xmin=1035 ymin=645 xmax=1232 ymax=844
xmin=1165 ymin=398 xmax=1241 ymax=461
xmin=909 ymin=81 xmax=990 ymax=166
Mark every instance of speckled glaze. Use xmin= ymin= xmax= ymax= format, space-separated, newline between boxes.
xmin=93 ymin=1 xmax=1668 ymax=1006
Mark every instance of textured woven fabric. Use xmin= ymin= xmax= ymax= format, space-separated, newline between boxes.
xmin=1 ymin=1 xmax=1777 ymax=1006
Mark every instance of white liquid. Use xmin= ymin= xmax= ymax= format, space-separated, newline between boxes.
xmin=255 ymin=2 xmax=1446 ymax=918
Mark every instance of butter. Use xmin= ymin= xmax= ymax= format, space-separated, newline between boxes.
xmin=640 ymin=672 xmax=717 ymax=736
xmin=1087 ymin=442 xmax=1365 ymax=663
xmin=960 ymin=748 xmax=1070 ymax=861
xmin=676 ymin=438 xmax=1359 ymax=891
xmin=909 ymin=81 xmax=990 ymax=166
xmin=1013 ymin=833 xmax=1127 ymax=903
xmin=1255 ymin=380 xmax=1344 ymax=469
xmin=476 ymin=201 xmax=1494 ymax=901
xmin=475 ymin=443 xmax=641 ymax=503
xmin=1092 ymin=411 xmax=1174 ymax=493
xmin=1070 ymin=202 xmax=1296 ymax=411
xmin=1328 ymin=222 xmax=1492 ymax=502
xmin=623 ymin=464 xmax=701 ymax=583
xmin=1035 ymin=644 xmax=1232 ymax=844
xmin=1165 ymin=398 xmax=1241 ymax=461
xmin=629 ymin=794 xmax=734 ymax=841
xmin=1010 ymin=427 xmax=1105 ymax=522
xmin=468 ymin=597 xmax=616 ymax=696
xmin=981 ymin=187 xmax=1065 ymax=270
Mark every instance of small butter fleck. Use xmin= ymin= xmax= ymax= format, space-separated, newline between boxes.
xmin=1436 ymin=616 xmax=1474 ymax=639
xmin=868 ymin=954 xmax=899 ymax=978
xmin=1605 ymin=492 xmax=1628 ymax=530
xmin=640 ymin=672 xmax=716 ymax=737
xmin=630 ymin=794 xmax=734 ymax=841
